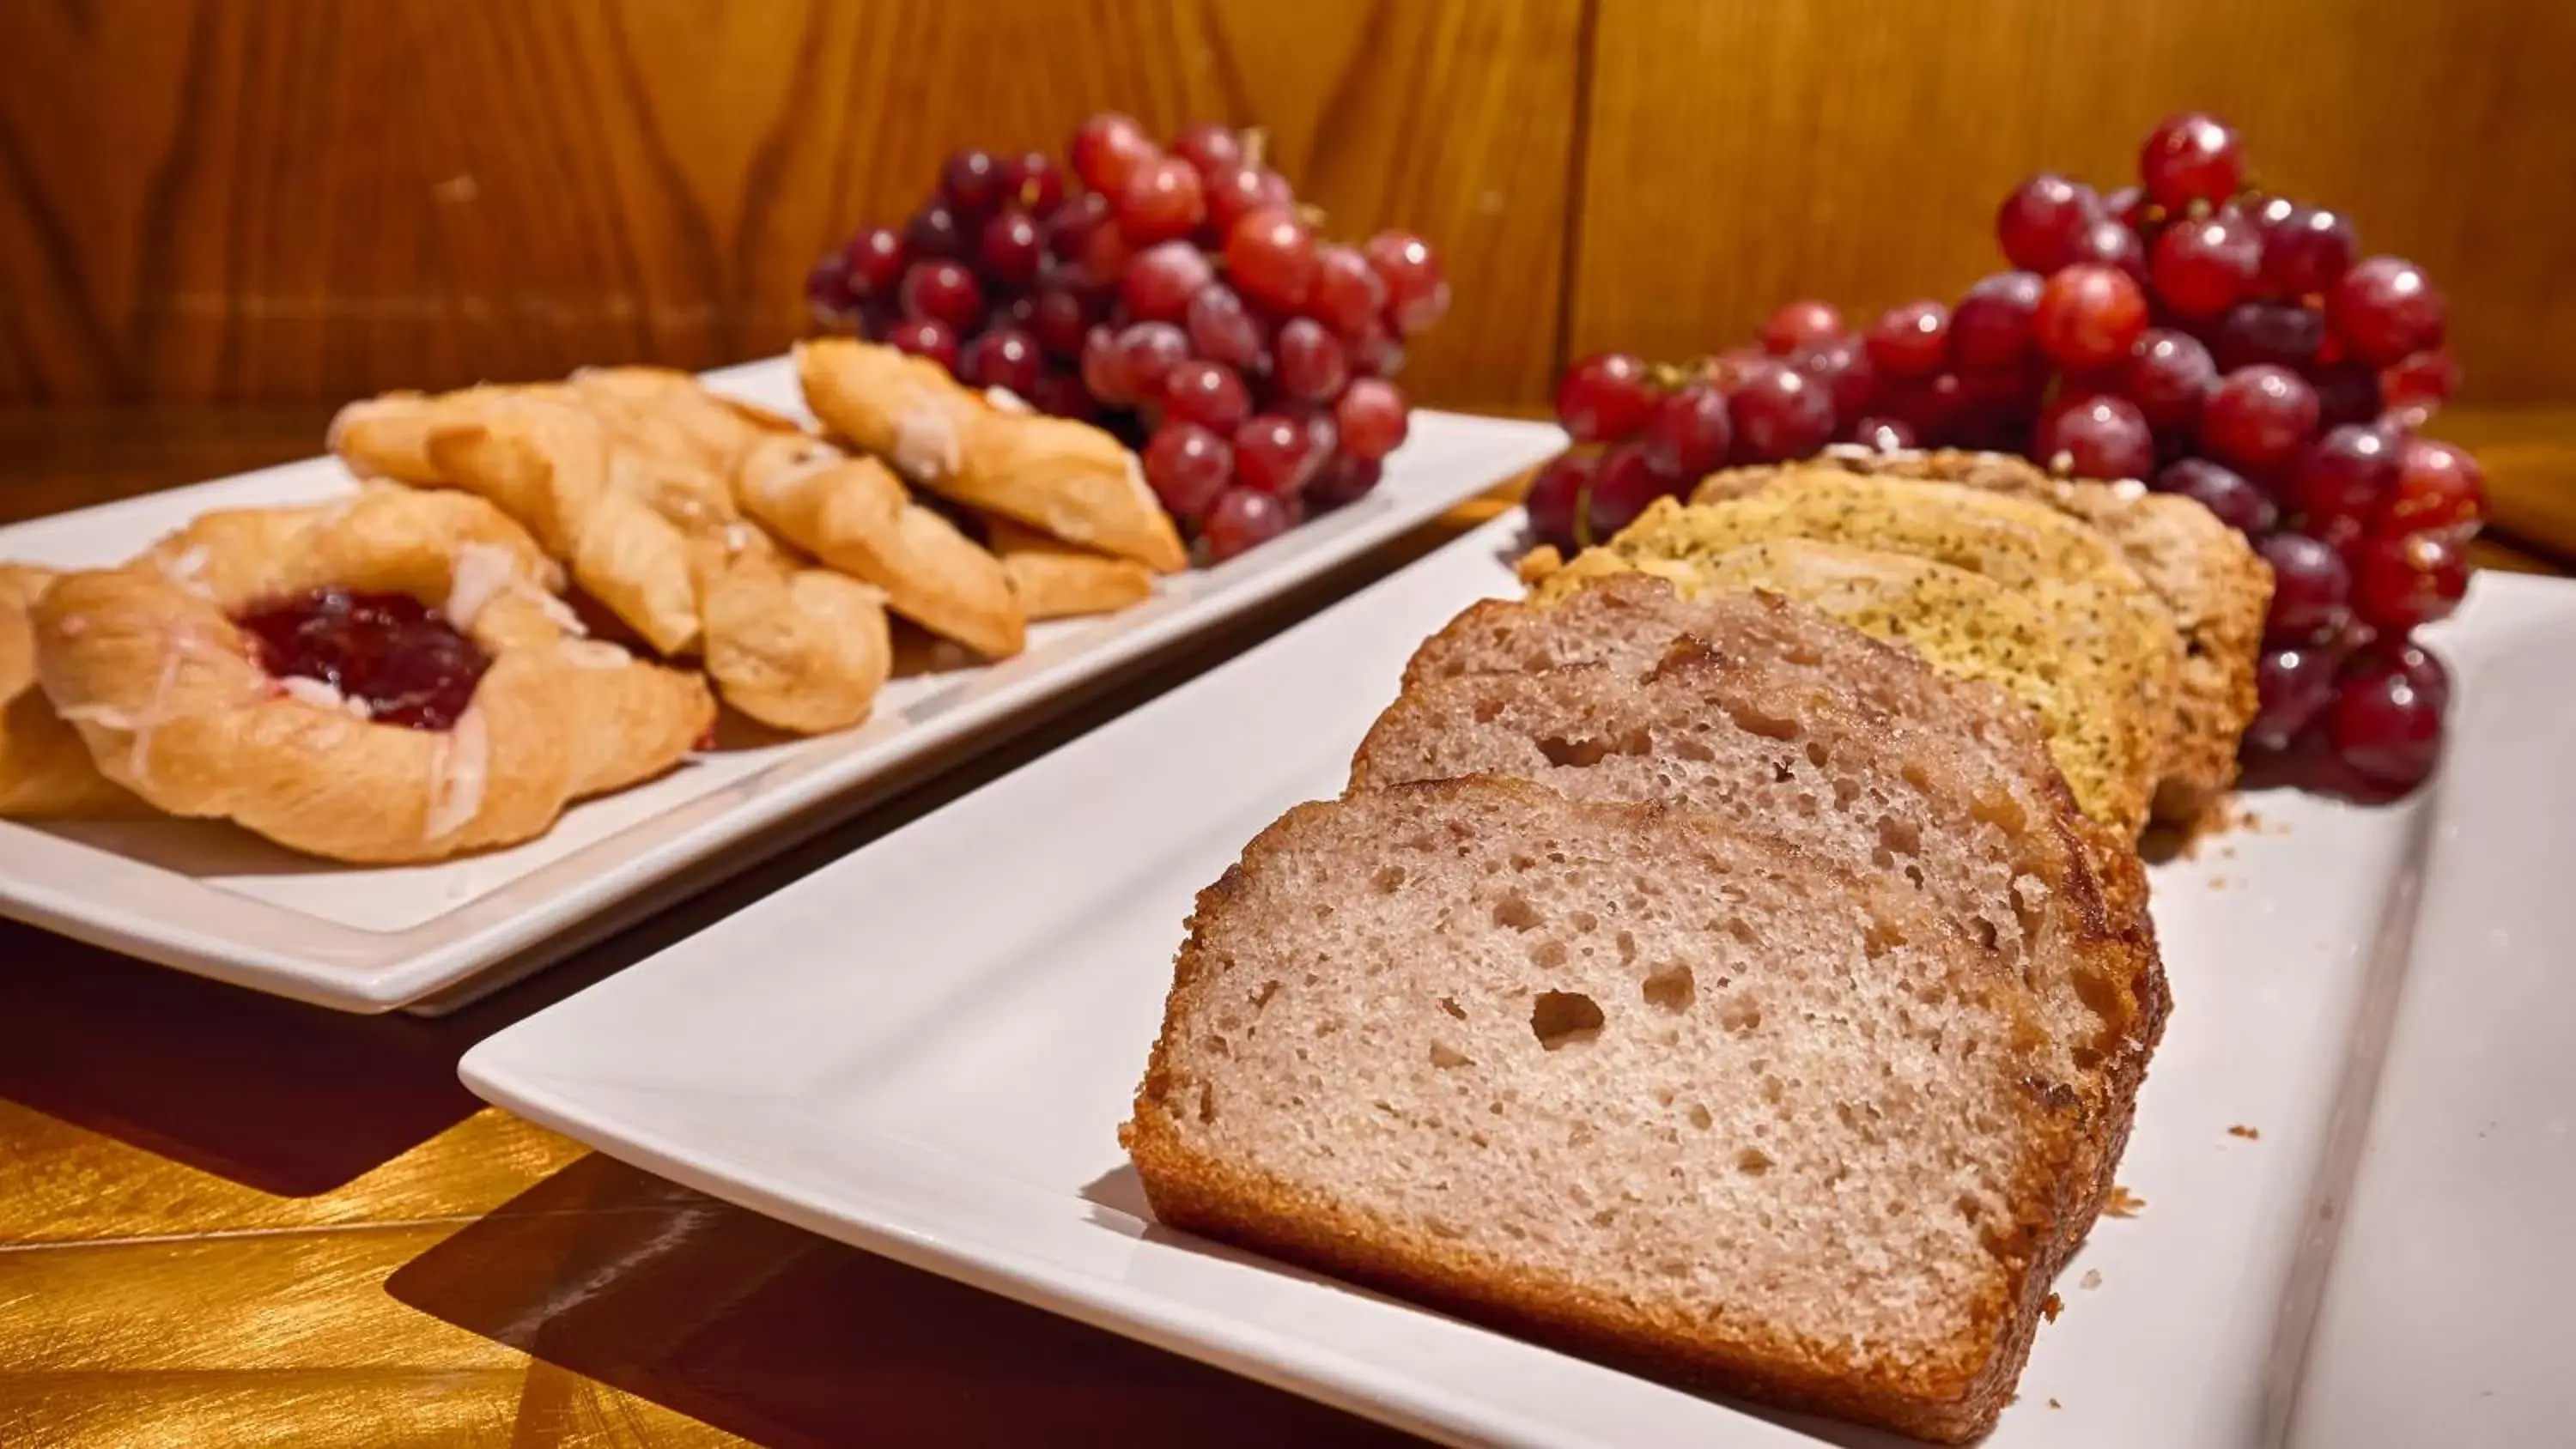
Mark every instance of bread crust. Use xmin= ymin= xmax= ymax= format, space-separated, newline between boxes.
xmin=29 ymin=490 xmax=713 ymax=862
xmin=1701 ymin=448 xmax=2271 ymax=828
xmin=0 ymin=564 xmax=140 ymax=817
xmin=796 ymin=339 xmax=1186 ymax=573
xmin=1126 ymin=779 xmax=2090 ymax=1442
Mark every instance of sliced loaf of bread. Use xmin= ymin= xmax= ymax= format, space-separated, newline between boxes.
xmin=1125 ymin=778 xmax=2089 ymax=1442
xmin=1699 ymin=447 xmax=2270 ymax=825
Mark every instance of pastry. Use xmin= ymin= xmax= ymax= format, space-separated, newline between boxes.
xmin=795 ymin=338 xmax=1187 ymax=573
xmin=1 ymin=564 xmax=138 ymax=817
xmin=734 ymin=431 xmax=1025 ymax=658
xmin=982 ymin=516 xmax=1157 ymax=621
xmin=30 ymin=489 xmax=714 ymax=864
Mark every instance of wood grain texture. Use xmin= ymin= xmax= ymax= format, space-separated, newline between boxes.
xmin=1572 ymin=0 xmax=2576 ymax=406
xmin=0 ymin=0 xmax=1580 ymax=409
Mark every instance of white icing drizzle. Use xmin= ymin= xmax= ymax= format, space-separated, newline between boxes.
xmin=279 ymin=674 xmax=374 ymax=719
xmin=160 ymin=545 xmax=215 ymax=599
xmin=122 ymin=646 xmax=188 ymax=784
xmin=752 ymin=440 xmax=844 ymax=503
xmin=890 ymin=403 xmax=963 ymax=480
xmin=423 ymin=706 xmax=490 ymax=840
xmin=532 ymin=591 xmax=587 ymax=636
xmin=724 ymin=521 xmax=756 ymax=554
xmin=557 ymin=639 xmax=632 ymax=670
xmin=443 ymin=543 xmax=522 ymax=631
xmin=984 ymin=385 xmax=1033 ymax=415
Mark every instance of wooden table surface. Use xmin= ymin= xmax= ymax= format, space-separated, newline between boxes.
xmin=1 ymin=407 xmax=2569 ymax=1448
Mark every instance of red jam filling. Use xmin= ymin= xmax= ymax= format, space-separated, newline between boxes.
xmin=234 ymin=588 xmax=489 ymax=731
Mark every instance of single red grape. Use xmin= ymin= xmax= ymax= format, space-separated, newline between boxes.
xmin=999 ymin=151 xmax=1065 ymax=216
xmin=2378 ymin=640 xmax=2453 ymax=714
xmin=1995 ymin=173 xmax=2099 ymax=273
xmin=1332 ymin=377 xmax=1410 ymax=462
xmin=841 ymin=227 xmax=909 ymax=297
xmin=2327 ymin=650 xmax=2445 ymax=788
xmin=2034 ymin=264 xmax=2149 ymax=371
xmin=1275 ymin=317 xmax=1351 ymax=402
xmin=2249 ymin=644 xmax=2342 ymax=752
xmin=1298 ymin=410 xmax=1339 ymax=479
xmin=1042 ymin=191 xmax=1111 ymax=264
xmin=1073 ymin=214 xmax=1132 ymax=287
xmin=2139 ymin=112 xmax=2245 ymax=211
xmin=1202 ymin=163 xmax=1294 ymax=239
xmin=1226 ymin=209 xmax=1320 ymax=312
xmin=1080 ymin=325 xmax=1135 ymax=404
xmin=2329 ymin=257 xmax=2445 ymax=366
xmin=2123 ymin=328 xmax=2218 ymax=433
xmin=1524 ymin=453 xmax=1594 ymax=552
xmin=2208 ymin=300 xmax=2324 ymax=373
xmin=1232 ymin=414 xmax=1318 ymax=497
xmin=2382 ymin=437 xmax=2485 ymax=537
xmin=960 ymin=327 xmax=1044 ymax=397
xmin=1865 ymin=300 xmax=1949 ymax=378
xmin=1307 ymin=455 xmax=1385 ymax=511
xmin=1759 ymin=300 xmax=1845 ymax=356
xmin=1115 ymin=154 xmax=1206 ymax=245
xmin=1728 ymin=360 xmax=1836 ymax=463
xmin=1071 ymin=112 xmax=1157 ymax=197
xmin=2310 ymin=361 xmax=2384 ymax=431
xmin=2155 ymin=457 xmax=2275 ymax=536
xmin=1849 ymin=415 xmax=1918 ymax=452
xmin=905 ymin=203 xmax=967 ymax=261
xmin=1163 ymin=359 xmax=1254 ymax=433
xmin=886 ymin=318 xmax=960 ymax=373
xmin=2259 ymin=204 xmax=2357 ymax=299
xmin=1143 ymin=421 xmax=1234 ymax=522
xmin=1789 ymin=336 xmax=1874 ymax=427
xmin=1200 ymin=486 xmax=1292 ymax=562
xmin=976 ymin=209 xmax=1043 ymax=289
xmin=1113 ymin=320 xmax=1190 ymax=399
xmin=1029 ymin=285 xmax=1099 ymax=358
xmin=2201 ymin=364 xmax=2319 ymax=475
xmin=2349 ymin=530 xmax=2468 ymax=632
xmin=898 ymin=260 xmax=983 ymax=330
xmin=2259 ymin=533 xmax=2352 ymax=643
xmin=1362 ymin=231 xmax=1450 ymax=336
xmin=2150 ymin=210 xmax=2261 ymax=317
xmin=1554 ymin=352 xmax=1657 ymax=441
xmin=1948 ymin=271 xmax=2044 ymax=372
xmin=2380 ymin=348 xmax=2458 ymax=427
xmin=2034 ymin=394 xmax=2155 ymax=481
xmin=2064 ymin=216 xmax=2150 ymax=287
xmin=1587 ymin=444 xmax=1683 ymax=540
xmin=1703 ymin=345 xmax=1769 ymax=394
xmin=2286 ymin=423 xmax=2401 ymax=524
xmin=1119 ymin=239 xmax=1214 ymax=324
xmin=1640 ymin=382 xmax=1733 ymax=477
xmin=1186 ymin=282 xmax=1269 ymax=373
xmin=1170 ymin=123 xmax=1244 ymax=179
xmin=1307 ymin=245 xmax=1388 ymax=340
xmin=1348 ymin=318 xmax=1406 ymax=379
xmin=805 ymin=254 xmax=854 ymax=322
xmin=940 ymin=149 xmax=1004 ymax=216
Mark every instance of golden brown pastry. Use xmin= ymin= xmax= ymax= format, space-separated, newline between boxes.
xmin=795 ymin=338 xmax=1186 ymax=573
xmin=982 ymin=516 xmax=1157 ymax=621
xmin=30 ymin=489 xmax=714 ymax=864
xmin=735 ymin=431 xmax=1024 ymax=658
xmin=1 ymin=564 xmax=140 ymax=817
xmin=566 ymin=366 xmax=803 ymax=476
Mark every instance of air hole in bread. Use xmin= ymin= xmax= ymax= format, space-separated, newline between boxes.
xmin=1674 ymin=737 xmax=1716 ymax=762
xmin=1568 ymin=910 xmax=1599 ymax=933
xmin=1530 ymin=991 xmax=1604 ymax=1051
xmin=1251 ymin=979 xmax=1281 ymax=1011
xmin=1805 ymin=739 xmax=1830 ymax=768
xmin=1973 ymin=916 xmax=1999 ymax=951
xmin=1536 ymin=731 xmax=1650 ymax=768
xmin=1492 ymin=893 xmax=1540 ymax=931
xmin=1373 ymin=864 xmax=1407 ymax=894
xmin=1717 ymin=996 xmax=1762 ymax=1034
xmin=1877 ymin=815 xmax=1922 ymax=858
xmin=1437 ymin=995 xmax=1467 ymax=1021
xmin=1529 ymin=938 xmax=1569 ymax=970
xmin=2070 ymin=965 xmax=2123 ymax=1026
xmin=1615 ymin=930 xmax=1638 ymax=965
xmin=1687 ymin=1102 xmax=1714 ymax=1130
xmin=1430 ymin=1043 xmax=1473 ymax=1069
xmin=1196 ymin=1084 xmax=1217 ymax=1124
xmin=1735 ymin=1149 xmax=1774 ymax=1176
xmin=1641 ymin=963 xmax=1695 ymax=1013
xmin=1473 ymin=696 xmax=1504 ymax=724
xmin=1724 ymin=700 xmax=1801 ymax=741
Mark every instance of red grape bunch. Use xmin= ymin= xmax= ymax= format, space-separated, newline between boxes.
xmin=807 ymin=114 xmax=1450 ymax=563
xmin=1531 ymin=110 xmax=2484 ymax=797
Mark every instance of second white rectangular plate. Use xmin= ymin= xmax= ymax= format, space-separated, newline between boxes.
xmin=460 ymin=516 xmax=2576 ymax=1447
xmin=0 ymin=360 xmax=1564 ymax=1012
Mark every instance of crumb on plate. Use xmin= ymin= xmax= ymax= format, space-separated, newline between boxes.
xmin=2228 ymin=1124 xmax=2261 ymax=1140
xmin=2105 ymin=1185 xmax=2146 ymax=1218
xmin=2079 ymin=1268 xmax=2102 ymax=1290
xmin=2042 ymin=1292 xmax=2063 ymax=1321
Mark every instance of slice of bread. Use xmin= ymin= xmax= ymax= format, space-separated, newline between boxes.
xmin=1700 ymin=448 xmax=2271 ymax=826
xmin=1125 ymin=777 xmax=2090 ymax=1442
xmin=1528 ymin=532 xmax=2160 ymax=839
xmin=1384 ymin=578 xmax=2164 ymax=1258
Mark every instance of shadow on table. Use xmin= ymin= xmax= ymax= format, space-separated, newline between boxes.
xmin=386 ymin=1153 xmax=1419 ymax=1448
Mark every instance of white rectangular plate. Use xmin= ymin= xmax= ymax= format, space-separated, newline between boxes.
xmin=461 ymin=516 xmax=2576 ymax=1448
xmin=0 ymin=360 xmax=1564 ymax=1012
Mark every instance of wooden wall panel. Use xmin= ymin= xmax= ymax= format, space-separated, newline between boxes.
xmin=0 ymin=0 xmax=1581 ymax=409
xmin=1571 ymin=0 xmax=2576 ymax=407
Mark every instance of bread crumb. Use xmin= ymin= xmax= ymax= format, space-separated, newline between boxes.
xmin=2048 ymin=1397 xmax=2063 ymax=1410
xmin=2079 ymin=1268 xmax=2102 ymax=1290
xmin=2228 ymin=1124 xmax=2261 ymax=1140
xmin=2208 ymin=875 xmax=2228 ymax=889
xmin=2042 ymin=1292 xmax=2063 ymax=1321
xmin=2104 ymin=1185 xmax=2145 ymax=1218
